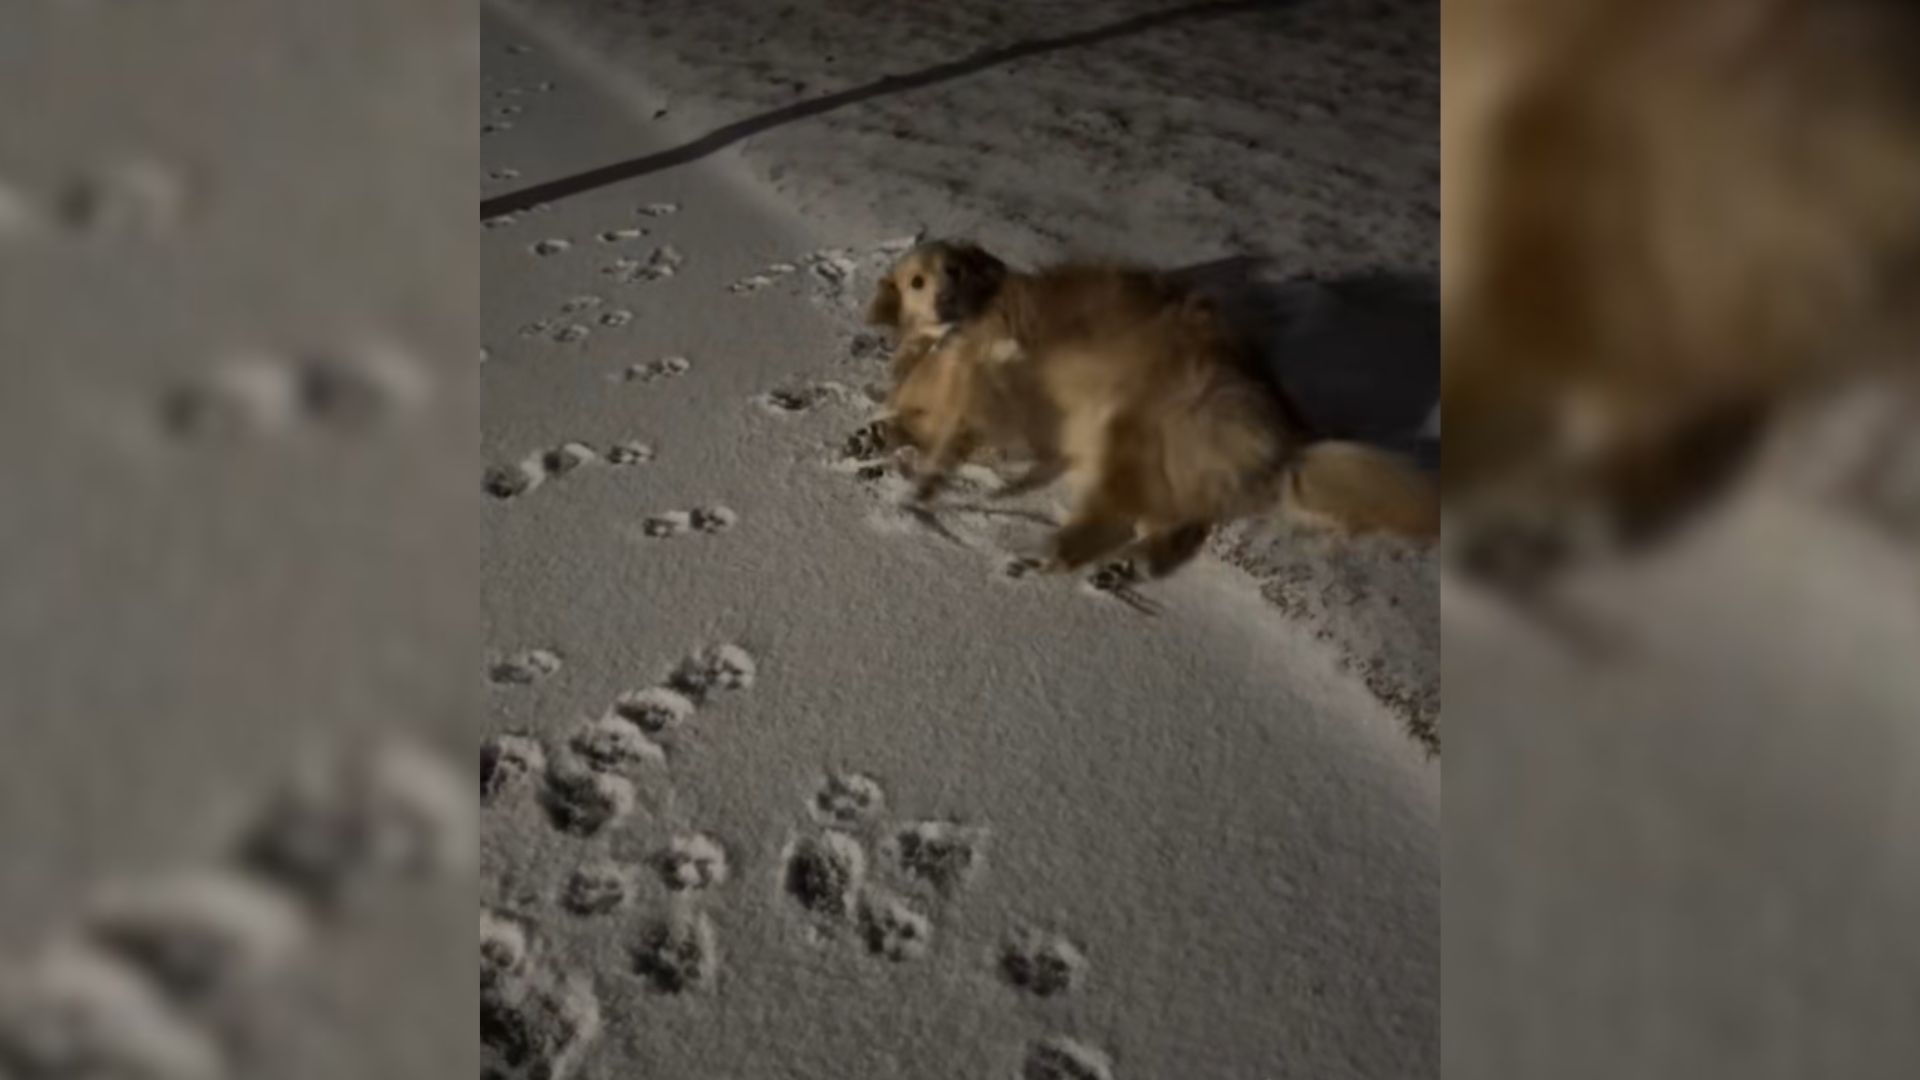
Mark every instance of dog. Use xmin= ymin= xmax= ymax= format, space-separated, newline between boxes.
xmin=868 ymin=240 xmax=1441 ymax=576
xmin=1442 ymin=0 xmax=1920 ymax=590
xmin=869 ymin=242 xmax=1178 ymax=504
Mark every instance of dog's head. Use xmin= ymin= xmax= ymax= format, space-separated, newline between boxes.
xmin=867 ymin=240 xmax=1008 ymax=334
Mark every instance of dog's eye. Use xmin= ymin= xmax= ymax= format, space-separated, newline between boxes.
xmin=909 ymin=275 xmax=925 ymax=290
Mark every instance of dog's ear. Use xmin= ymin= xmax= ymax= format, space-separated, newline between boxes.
xmin=937 ymin=244 xmax=1007 ymax=323
xmin=867 ymin=277 xmax=902 ymax=328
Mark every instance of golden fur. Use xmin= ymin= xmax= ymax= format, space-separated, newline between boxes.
xmin=869 ymin=241 xmax=1440 ymax=575
xmin=1444 ymin=0 xmax=1920 ymax=581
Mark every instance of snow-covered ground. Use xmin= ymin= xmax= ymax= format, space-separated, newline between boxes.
xmin=0 ymin=1 xmax=476 ymax=1077
xmin=481 ymin=2 xmax=1437 ymax=1078
xmin=495 ymin=0 xmax=1443 ymax=744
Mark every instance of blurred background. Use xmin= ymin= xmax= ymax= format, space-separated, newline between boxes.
xmin=6 ymin=0 xmax=1916 ymax=1075
xmin=1443 ymin=0 xmax=1920 ymax=1076
xmin=0 ymin=1 xmax=475 ymax=1076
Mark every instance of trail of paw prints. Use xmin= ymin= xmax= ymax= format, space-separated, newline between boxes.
xmin=486 ymin=778 xmax=741 ymax=1009
xmin=487 ymin=735 xmax=647 ymax=843
xmin=837 ymin=419 xmax=901 ymax=484
xmin=485 ymin=438 xmax=655 ymax=501
xmin=235 ymin=737 xmax=477 ymax=917
xmin=0 ymin=737 xmax=474 ymax=1080
xmin=604 ymin=440 xmax=655 ymax=466
xmin=995 ymin=554 xmax=1163 ymax=618
xmin=483 ymin=840 xmax=737 ymax=1080
xmin=477 ymin=643 xmax=758 ymax=1049
xmin=777 ymin=773 xmax=990 ymax=965
xmin=568 ymin=713 xmax=668 ymax=774
xmin=727 ymin=238 xmax=915 ymax=300
xmin=543 ymin=833 xmax=730 ymax=919
xmin=482 ymin=734 xmax=548 ymax=806
xmin=640 ymin=506 xmax=737 ymax=539
xmin=486 ymin=199 xmax=558 ymax=233
xmin=884 ymin=820 xmax=990 ymax=899
xmin=631 ymin=906 xmax=720 ymax=994
xmin=997 ymin=921 xmax=1107 ymax=1074
xmin=614 ymin=354 xmax=691 ymax=386
xmin=1021 ymin=1037 xmax=1115 ymax=1080
xmin=995 ymin=551 xmax=1160 ymax=616
xmin=514 ymin=294 xmax=640 ymax=349
xmin=858 ymin=888 xmax=935 ymax=963
xmin=482 ymin=909 xmax=602 ymax=1080
xmin=491 ymin=78 xmax=560 ymax=95
xmin=489 ymin=647 xmax=563 ymax=687
xmin=847 ymin=331 xmax=890 ymax=363
xmin=664 ymin=643 xmax=758 ymax=703
xmin=727 ymin=261 xmax=799 ymax=295
xmin=481 ymin=643 xmax=758 ymax=838
xmin=1 ymin=158 xmax=199 ymax=246
xmin=779 ymin=772 xmax=1112 ymax=1067
xmin=754 ymin=381 xmax=853 ymax=416
xmin=811 ymin=771 xmax=885 ymax=826
xmin=536 ymin=749 xmax=648 ymax=840
xmin=602 ymin=244 xmax=683 ymax=284
xmin=158 ymin=339 xmax=430 ymax=447
xmin=654 ymin=833 xmax=731 ymax=892
xmin=560 ymin=862 xmax=636 ymax=917
xmin=561 ymin=839 xmax=734 ymax=998
xmin=999 ymin=928 xmax=1088 ymax=998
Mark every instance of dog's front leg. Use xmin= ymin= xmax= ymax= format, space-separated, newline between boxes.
xmin=911 ymin=426 xmax=976 ymax=503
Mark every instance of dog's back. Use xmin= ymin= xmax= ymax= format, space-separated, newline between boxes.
xmin=1035 ymin=291 xmax=1294 ymax=522
xmin=992 ymin=263 xmax=1183 ymax=351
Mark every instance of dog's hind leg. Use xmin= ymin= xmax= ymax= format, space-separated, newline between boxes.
xmin=1049 ymin=410 xmax=1164 ymax=570
xmin=911 ymin=426 xmax=977 ymax=503
xmin=1048 ymin=508 xmax=1136 ymax=571
xmin=993 ymin=458 xmax=1068 ymax=500
xmin=1047 ymin=463 xmax=1144 ymax=571
xmin=1138 ymin=521 xmax=1211 ymax=578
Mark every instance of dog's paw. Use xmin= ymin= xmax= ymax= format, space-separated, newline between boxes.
xmin=842 ymin=420 xmax=893 ymax=462
xmin=1086 ymin=560 xmax=1142 ymax=592
xmin=909 ymin=473 xmax=947 ymax=505
xmin=998 ymin=556 xmax=1049 ymax=580
xmin=1083 ymin=559 xmax=1162 ymax=615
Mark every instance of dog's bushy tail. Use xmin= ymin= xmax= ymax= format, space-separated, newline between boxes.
xmin=1279 ymin=440 xmax=1440 ymax=539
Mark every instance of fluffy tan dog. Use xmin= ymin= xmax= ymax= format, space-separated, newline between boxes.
xmin=868 ymin=241 xmax=1440 ymax=575
xmin=1443 ymin=0 xmax=1920 ymax=584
